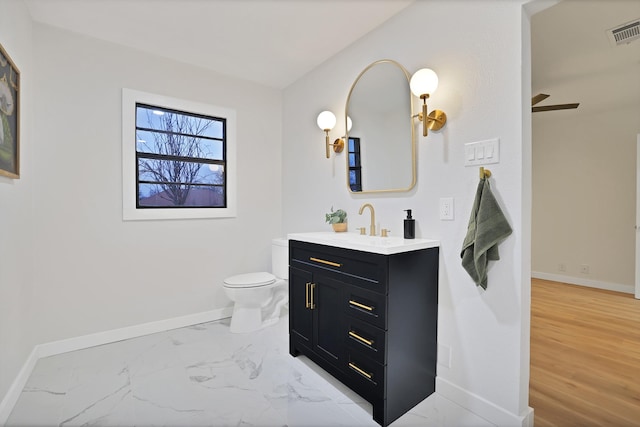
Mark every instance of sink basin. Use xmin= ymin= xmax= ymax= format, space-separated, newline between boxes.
xmin=287 ymin=231 xmax=439 ymax=255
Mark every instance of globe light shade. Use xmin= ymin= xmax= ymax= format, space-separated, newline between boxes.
xmin=317 ymin=110 xmax=336 ymax=131
xmin=346 ymin=116 xmax=353 ymax=132
xmin=410 ymin=68 xmax=439 ymax=97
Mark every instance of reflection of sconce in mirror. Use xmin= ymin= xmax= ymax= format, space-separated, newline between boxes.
xmin=410 ymin=68 xmax=447 ymax=137
xmin=316 ymin=111 xmax=352 ymax=158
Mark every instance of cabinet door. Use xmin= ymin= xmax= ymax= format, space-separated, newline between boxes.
xmin=313 ymin=274 xmax=346 ymax=365
xmin=289 ymin=266 xmax=313 ymax=346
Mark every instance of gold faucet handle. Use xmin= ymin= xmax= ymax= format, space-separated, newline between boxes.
xmin=358 ymin=227 xmax=367 ymax=235
xmin=381 ymin=229 xmax=390 ymax=237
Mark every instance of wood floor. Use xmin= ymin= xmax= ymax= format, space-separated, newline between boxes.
xmin=530 ymin=278 xmax=640 ymax=426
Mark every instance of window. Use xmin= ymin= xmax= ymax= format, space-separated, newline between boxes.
xmin=135 ymin=104 xmax=226 ymax=208
xmin=123 ymin=89 xmax=236 ymax=220
xmin=348 ymin=137 xmax=362 ymax=192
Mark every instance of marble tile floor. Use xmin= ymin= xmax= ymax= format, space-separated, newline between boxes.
xmin=6 ymin=315 xmax=494 ymax=427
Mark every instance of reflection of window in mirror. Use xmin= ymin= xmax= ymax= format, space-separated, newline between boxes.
xmin=348 ymin=137 xmax=362 ymax=192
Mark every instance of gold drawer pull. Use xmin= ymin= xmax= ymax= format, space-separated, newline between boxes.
xmin=310 ymin=283 xmax=316 ymax=309
xmin=349 ymin=331 xmax=374 ymax=346
xmin=305 ymin=282 xmax=310 ymax=309
xmin=349 ymin=362 xmax=373 ymax=380
xmin=349 ymin=300 xmax=374 ymax=311
xmin=310 ymin=257 xmax=342 ymax=268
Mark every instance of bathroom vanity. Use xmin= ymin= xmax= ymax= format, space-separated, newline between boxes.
xmin=287 ymin=232 xmax=439 ymax=427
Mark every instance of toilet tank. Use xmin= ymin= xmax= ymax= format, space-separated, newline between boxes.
xmin=271 ymin=238 xmax=289 ymax=280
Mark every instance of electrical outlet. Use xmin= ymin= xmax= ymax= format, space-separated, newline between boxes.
xmin=580 ymin=264 xmax=590 ymax=274
xmin=437 ymin=344 xmax=451 ymax=368
xmin=439 ymin=197 xmax=454 ymax=220
xmin=558 ymin=263 xmax=566 ymax=272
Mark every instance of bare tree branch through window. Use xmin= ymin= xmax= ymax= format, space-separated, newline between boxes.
xmin=135 ymin=104 xmax=226 ymax=208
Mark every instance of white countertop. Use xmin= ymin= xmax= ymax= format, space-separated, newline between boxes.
xmin=287 ymin=231 xmax=440 ymax=255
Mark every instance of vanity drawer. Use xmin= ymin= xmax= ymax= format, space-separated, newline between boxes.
xmin=345 ymin=349 xmax=384 ymax=398
xmin=289 ymin=241 xmax=387 ymax=292
xmin=344 ymin=285 xmax=387 ymax=329
xmin=344 ymin=316 xmax=386 ymax=364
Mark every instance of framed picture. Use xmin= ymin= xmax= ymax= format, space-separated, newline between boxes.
xmin=0 ymin=42 xmax=20 ymax=179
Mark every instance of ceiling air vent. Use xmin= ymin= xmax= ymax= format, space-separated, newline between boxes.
xmin=607 ymin=19 xmax=640 ymax=46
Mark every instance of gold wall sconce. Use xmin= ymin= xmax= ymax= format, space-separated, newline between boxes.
xmin=316 ymin=111 xmax=352 ymax=159
xmin=409 ymin=68 xmax=447 ymax=137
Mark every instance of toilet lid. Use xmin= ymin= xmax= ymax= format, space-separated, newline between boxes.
xmin=224 ymin=272 xmax=277 ymax=288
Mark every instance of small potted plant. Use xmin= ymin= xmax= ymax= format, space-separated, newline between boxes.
xmin=325 ymin=207 xmax=347 ymax=232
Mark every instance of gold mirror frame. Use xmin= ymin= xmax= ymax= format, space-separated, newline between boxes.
xmin=345 ymin=59 xmax=416 ymax=194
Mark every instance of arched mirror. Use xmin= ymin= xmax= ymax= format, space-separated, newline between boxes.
xmin=345 ymin=59 xmax=416 ymax=193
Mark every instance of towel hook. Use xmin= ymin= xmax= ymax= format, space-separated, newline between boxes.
xmin=479 ymin=167 xmax=492 ymax=179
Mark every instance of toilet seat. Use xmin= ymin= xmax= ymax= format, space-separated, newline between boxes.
xmin=223 ymin=272 xmax=277 ymax=288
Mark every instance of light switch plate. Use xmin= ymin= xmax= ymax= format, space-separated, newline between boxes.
xmin=464 ymin=138 xmax=500 ymax=166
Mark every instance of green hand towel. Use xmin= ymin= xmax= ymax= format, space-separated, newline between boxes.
xmin=460 ymin=177 xmax=513 ymax=289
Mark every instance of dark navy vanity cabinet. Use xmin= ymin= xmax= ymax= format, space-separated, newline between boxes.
xmin=288 ymin=239 xmax=439 ymax=427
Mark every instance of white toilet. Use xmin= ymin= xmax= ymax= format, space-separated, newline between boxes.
xmin=223 ymin=238 xmax=289 ymax=333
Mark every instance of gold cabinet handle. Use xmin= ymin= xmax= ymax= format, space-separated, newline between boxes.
xmin=349 ymin=362 xmax=373 ymax=380
xmin=310 ymin=283 xmax=316 ymax=309
xmin=348 ymin=331 xmax=374 ymax=346
xmin=349 ymin=300 xmax=374 ymax=311
xmin=310 ymin=257 xmax=342 ymax=268
xmin=305 ymin=282 xmax=310 ymax=309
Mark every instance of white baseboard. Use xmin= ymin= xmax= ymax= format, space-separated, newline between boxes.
xmin=37 ymin=307 xmax=232 ymax=358
xmin=436 ymin=377 xmax=534 ymax=427
xmin=0 ymin=307 xmax=232 ymax=425
xmin=532 ymin=271 xmax=634 ymax=294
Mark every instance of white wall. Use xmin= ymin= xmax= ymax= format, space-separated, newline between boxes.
xmin=283 ymin=1 xmax=532 ymax=424
xmin=0 ymin=0 xmax=35 ymax=403
xmin=25 ymin=24 xmax=283 ymax=345
xmin=532 ymin=96 xmax=640 ymax=294
xmin=530 ymin=0 xmax=640 ymax=293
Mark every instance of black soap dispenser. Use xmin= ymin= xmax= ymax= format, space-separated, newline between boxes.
xmin=404 ymin=209 xmax=415 ymax=239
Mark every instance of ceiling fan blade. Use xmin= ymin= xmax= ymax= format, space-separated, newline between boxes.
xmin=532 ymin=103 xmax=579 ymax=112
xmin=532 ymin=93 xmax=550 ymax=106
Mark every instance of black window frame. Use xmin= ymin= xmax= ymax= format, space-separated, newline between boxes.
xmin=134 ymin=103 xmax=227 ymax=209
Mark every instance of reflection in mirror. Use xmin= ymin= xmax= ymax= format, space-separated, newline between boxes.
xmin=345 ymin=60 xmax=415 ymax=193
xmin=348 ymin=137 xmax=362 ymax=191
